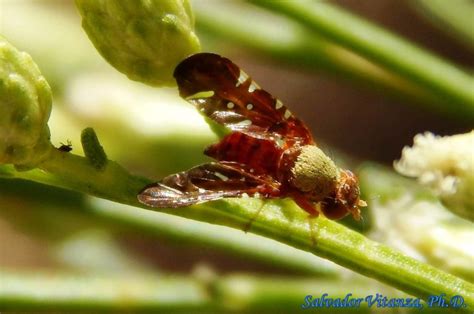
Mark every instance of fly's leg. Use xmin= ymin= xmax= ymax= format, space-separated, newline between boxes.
xmin=293 ymin=195 xmax=319 ymax=217
xmin=293 ymin=195 xmax=320 ymax=246
xmin=307 ymin=215 xmax=319 ymax=247
xmin=243 ymin=201 xmax=266 ymax=233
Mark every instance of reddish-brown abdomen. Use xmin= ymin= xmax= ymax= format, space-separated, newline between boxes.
xmin=205 ymin=132 xmax=282 ymax=176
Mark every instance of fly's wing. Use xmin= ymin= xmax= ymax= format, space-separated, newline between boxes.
xmin=174 ymin=53 xmax=314 ymax=148
xmin=138 ymin=162 xmax=281 ymax=208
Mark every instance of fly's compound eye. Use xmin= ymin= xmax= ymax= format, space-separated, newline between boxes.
xmin=321 ymin=198 xmax=350 ymax=220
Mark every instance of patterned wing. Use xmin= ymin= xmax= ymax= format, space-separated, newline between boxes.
xmin=137 ymin=162 xmax=281 ymax=208
xmin=174 ymin=53 xmax=314 ymax=147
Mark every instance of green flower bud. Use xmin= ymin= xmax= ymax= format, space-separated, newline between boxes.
xmin=394 ymin=131 xmax=474 ymax=221
xmin=75 ymin=0 xmax=201 ymax=86
xmin=0 ymin=35 xmax=52 ymax=169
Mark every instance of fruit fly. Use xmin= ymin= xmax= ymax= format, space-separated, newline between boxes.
xmin=138 ymin=53 xmax=366 ymax=220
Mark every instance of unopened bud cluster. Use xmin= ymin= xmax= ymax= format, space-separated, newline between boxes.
xmin=76 ymin=0 xmax=200 ymax=86
xmin=0 ymin=36 xmax=52 ymax=169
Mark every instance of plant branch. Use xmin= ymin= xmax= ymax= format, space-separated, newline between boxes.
xmin=0 ymin=270 xmax=209 ymax=312
xmin=250 ymin=0 xmax=474 ymax=122
xmin=412 ymin=0 xmax=474 ymax=51
xmin=0 ymin=270 xmax=411 ymax=312
xmin=194 ymin=2 xmax=438 ymax=109
xmin=89 ymin=199 xmax=340 ymax=277
xmin=1 ymin=150 xmax=473 ymax=310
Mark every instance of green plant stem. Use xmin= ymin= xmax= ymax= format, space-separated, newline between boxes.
xmin=90 ymin=199 xmax=339 ymax=277
xmin=0 ymin=177 xmax=338 ymax=276
xmin=194 ymin=2 xmax=437 ymax=108
xmin=412 ymin=0 xmax=474 ymax=50
xmin=0 ymin=270 xmax=421 ymax=312
xmin=1 ymin=150 xmax=473 ymax=310
xmin=0 ymin=270 xmax=209 ymax=312
xmin=0 ymin=176 xmax=337 ymax=277
xmin=250 ymin=0 xmax=474 ymax=122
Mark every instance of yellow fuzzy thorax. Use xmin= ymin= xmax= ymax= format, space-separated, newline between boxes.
xmin=290 ymin=145 xmax=339 ymax=197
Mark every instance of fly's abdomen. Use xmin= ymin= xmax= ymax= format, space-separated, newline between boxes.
xmin=205 ymin=132 xmax=282 ymax=176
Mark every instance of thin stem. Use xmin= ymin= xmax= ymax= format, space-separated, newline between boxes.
xmin=412 ymin=0 xmax=474 ymax=50
xmin=194 ymin=2 xmax=437 ymax=108
xmin=0 ymin=174 xmax=337 ymax=276
xmin=0 ymin=270 xmax=210 ymax=312
xmin=250 ymin=0 xmax=474 ymax=122
xmin=1 ymin=150 xmax=473 ymax=310
xmin=0 ymin=270 xmax=412 ymax=312
xmin=90 ymin=199 xmax=339 ymax=277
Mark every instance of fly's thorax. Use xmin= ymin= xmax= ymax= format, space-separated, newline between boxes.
xmin=289 ymin=145 xmax=339 ymax=199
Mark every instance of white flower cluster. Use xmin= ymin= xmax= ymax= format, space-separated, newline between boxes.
xmin=370 ymin=195 xmax=474 ymax=279
xmin=394 ymin=131 xmax=474 ymax=220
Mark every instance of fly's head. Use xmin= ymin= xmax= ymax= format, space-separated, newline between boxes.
xmin=289 ymin=145 xmax=366 ymax=220
xmin=321 ymin=169 xmax=366 ymax=220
